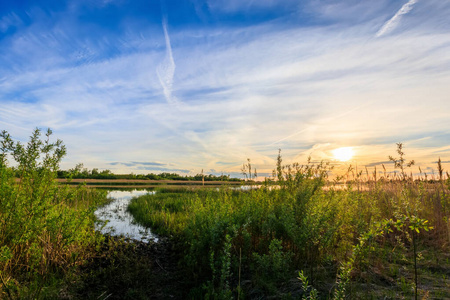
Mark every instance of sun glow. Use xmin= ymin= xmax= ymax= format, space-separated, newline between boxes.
xmin=332 ymin=147 xmax=354 ymax=162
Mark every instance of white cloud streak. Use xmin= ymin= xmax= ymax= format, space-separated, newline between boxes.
xmin=156 ymin=16 xmax=178 ymax=106
xmin=1 ymin=0 xmax=450 ymax=176
xmin=0 ymin=12 xmax=23 ymax=33
xmin=376 ymin=0 xmax=418 ymax=37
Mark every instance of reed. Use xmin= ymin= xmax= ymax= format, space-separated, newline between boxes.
xmin=128 ymin=146 xmax=450 ymax=299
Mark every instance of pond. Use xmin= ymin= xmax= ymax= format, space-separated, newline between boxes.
xmin=95 ymin=189 xmax=158 ymax=242
xmin=94 ymin=185 xmax=253 ymax=242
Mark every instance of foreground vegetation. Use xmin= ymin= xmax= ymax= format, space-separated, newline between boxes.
xmin=0 ymin=128 xmax=195 ymax=299
xmin=0 ymin=129 xmax=112 ymax=298
xmin=2 ymin=128 xmax=450 ymax=299
xmin=128 ymin=148 xmax=450 ymax=299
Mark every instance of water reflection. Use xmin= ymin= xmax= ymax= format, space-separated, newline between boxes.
xmin=94 ymin=185 xmax=257 ymax=243
xmin=95 ymin=189 xmax=158 ymax=242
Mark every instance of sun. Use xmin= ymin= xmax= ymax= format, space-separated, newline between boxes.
xmin=332 ymin=147 xmax=354 ymax=162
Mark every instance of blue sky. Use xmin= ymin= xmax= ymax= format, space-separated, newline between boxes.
xmin=1 ymin=0 xmax=450 ymax=178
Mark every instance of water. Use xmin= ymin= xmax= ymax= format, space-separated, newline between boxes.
xmin=95 ymin=189 xmax=158 ymax=242
xmin=94 ymin=185 xmax=252 ymax=242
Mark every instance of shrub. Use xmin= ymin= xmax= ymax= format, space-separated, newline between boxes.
xmin=0 ymin=128 xmax=106 ymax=298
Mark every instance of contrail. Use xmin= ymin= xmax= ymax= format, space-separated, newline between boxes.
xmin=376 ymin=0 xmax=418 ymax=38
xmin=157 ymin=15 xmax=178 ymax=106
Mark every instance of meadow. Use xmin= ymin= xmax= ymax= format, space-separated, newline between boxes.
xmin=128 ymin=148 xmax=450 ymax=299
xmin=1 ymin=128 xmax=450 ymax=299
xmin=0 ymin=128 xmax=232 ymax=299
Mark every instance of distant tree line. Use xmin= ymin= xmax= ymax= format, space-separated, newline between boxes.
xmin=35 ymin=163 xmax=242 ymax=181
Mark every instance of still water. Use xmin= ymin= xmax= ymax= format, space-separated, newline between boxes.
xmin=94 ymin=186 xmax=253 ymax=242
xmin=95 ymin=189 xmax=158 ymax=242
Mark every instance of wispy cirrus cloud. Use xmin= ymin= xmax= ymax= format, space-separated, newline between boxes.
xmin=376 ymin=0 xmax=418 ymax=37
xmin=0 ymin=12 xmax=23 ymax=33
xmin=156 ymin=15 xmax=178 ymax=106
xmin=1 ymin=0 xmax=450 ymax=177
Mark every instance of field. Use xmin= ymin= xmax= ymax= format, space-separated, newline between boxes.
xmin=2 ymin=129 xmax=450 ymax=299
xmin=127 ymin=154 xmax=450 ymax=299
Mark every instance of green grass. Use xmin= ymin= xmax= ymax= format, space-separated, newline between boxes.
xmin=128 ymin=150 xmax=450 ymax=299
xmin=0 ymin=129 xmax=109 ymax=299
xmin=3 ymin=129 xmax=450 ymax=299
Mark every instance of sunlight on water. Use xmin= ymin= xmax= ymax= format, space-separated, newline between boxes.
xmin=95 ymin=189 xmax=158 ymax=242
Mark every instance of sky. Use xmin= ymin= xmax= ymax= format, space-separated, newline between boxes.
xmin=1 ymin=0 xmax=450 ymax=179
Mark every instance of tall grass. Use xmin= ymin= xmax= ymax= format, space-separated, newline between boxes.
xmin=0 ymin=129 xmax=108 ymax=299
xmin=128 ymin=147 xmax=450 ymax=299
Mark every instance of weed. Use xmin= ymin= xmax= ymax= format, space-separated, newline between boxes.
xmin=0 ymin=129 xmax=107 ymax=298
xmin=125 ymin=144 xmax=450 ymax=299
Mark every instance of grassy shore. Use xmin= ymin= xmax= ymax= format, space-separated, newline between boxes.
xmin=128 ymin=152 xmax=450 ymax=299
xmin=2 ymin=129 xmax=450 ymax=299
xmin=1 ymin=129 xmax=184 ymax=299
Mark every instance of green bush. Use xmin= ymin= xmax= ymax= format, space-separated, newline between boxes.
xmin=128 ymin=156 xmax=339 ymax=298
xmin=0 ymin=128 xmax=107 ymax=299
xmin=127 ymin=146 xmax=450 ymax=298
